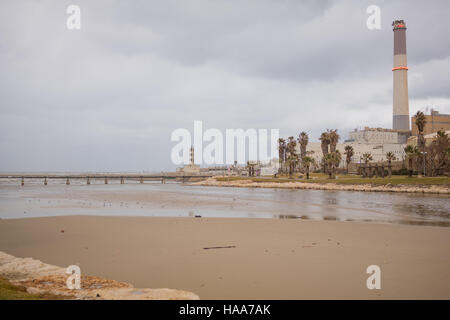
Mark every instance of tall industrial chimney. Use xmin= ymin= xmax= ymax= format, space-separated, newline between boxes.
xmin=392 ymin=20 xmax=410 ymax=131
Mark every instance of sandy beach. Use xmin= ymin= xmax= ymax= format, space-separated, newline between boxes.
xmin=1 ymin=215 xmax=449 ymax=299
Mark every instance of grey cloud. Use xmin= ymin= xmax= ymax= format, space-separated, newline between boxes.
xmin=0 ymin=0 xmax=449 ymax=171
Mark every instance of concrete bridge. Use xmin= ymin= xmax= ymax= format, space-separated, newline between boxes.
xmin=0 ymin=173 xmax=214 ymax=186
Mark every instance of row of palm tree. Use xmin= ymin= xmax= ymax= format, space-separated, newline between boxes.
xmin=278 ymin=132 xmax=315 ymax=178
xmin=279 ymin=130 xmax=341 ymax=179
xmin=279 ymin=129 xmax=353 ymax=179
xmin=404 ymin=130 xmax=449 ymax=176
xmin=280 ymin=133 xmax=402 ymax=179
xmin=402 ymin=111 xmax=449 ymax=177
xmin=319 ymin=129 xmax=341 ymax=178
xmin=278 ymin=120 xmax=449 ymax=179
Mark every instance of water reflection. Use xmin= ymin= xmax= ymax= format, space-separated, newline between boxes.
xmin=0 ymin=180 xmax=448 ymax=227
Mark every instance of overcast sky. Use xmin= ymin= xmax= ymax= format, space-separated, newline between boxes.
xmin=0 ymin=0 xmax=449 ymax=172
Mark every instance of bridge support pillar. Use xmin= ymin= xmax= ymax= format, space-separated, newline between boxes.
xmin=44 ymin=177 xmax=47 ymax=186
xmin=66 ymin=177 xmax=70 ymax=185
xmin=87 ymin=177 xmax=90 ymax=185
xmin=21 ymin=177 xmax=24 ymax=186
xmin=140 ymin=177 xmax=144 ymax=184
xmin=105 ymin=177 xmax=108 ymax=184
xmin=120 ymin=177 xmax=124 ymax=184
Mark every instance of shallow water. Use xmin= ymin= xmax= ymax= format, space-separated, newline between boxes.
xmin=0 ymin=179 xmax=449 ymax=226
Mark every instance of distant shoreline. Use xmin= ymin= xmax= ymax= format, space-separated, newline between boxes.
xmin=192 ymin=177 xmax=450 ymax=194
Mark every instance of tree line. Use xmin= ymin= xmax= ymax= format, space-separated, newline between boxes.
xmin=278 ymin=117 xmax=449 ymax=179
xmin=404 ymin=111 xmax=450 ymax=176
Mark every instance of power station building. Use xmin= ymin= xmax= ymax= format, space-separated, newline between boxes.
xmin=298 ymin=20 xmax=414 ymax=168
xmin=411 ymin=109 xmax=450 ymax=136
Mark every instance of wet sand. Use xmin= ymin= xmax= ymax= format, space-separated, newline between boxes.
xmin=1 ymin=216 xmax=449 ymax=299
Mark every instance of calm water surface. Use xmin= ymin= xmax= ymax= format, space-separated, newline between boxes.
xmin=0 ymin=179 xmax=449 ymax=227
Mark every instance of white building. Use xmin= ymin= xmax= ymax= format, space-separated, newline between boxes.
xmin=348 ymin=127 xmax=400 ymax=144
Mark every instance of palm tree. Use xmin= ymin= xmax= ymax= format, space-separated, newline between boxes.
xmin=385 ymin=151 xmax=396 ymax=178
xmin=434 ymin=130 xmax=449 ymax=175
xmin=329 ymin=129 xmax=340 ymax=153
xmin=344 ymin=145 xmax=354 ymax=173
xmin=362 ymin=152 xmax=373 ymax=177
xmin=362 ymin=152 xmax=373 ymax=164
xmin=278 ymin=138 xmax=286 ymax=173
xmin=415 ymin=111 xmax=427 ymax=175
xmin=319 ymin=131 xmax=331 ymax=173
xmin=302 ymin=156 xmax=315 ymax=179
xmin=404 ymin=145 xmax=419 ymax=177
xmin=415 ymin=111 xmax=427 ymax=146
xmin=286 ymin=154 xmax=298 ymax=179
xmin=298 ymin=132 xmax=309 ymax=162
xmin=286 ymin=137 xmax=298 ymax=178
xmin=324 ymin=151 xmax=341 ymax=179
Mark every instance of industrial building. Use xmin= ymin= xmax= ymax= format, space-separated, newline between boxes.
xmin=407 ymin=130 xmax=450 ymax=147
xmin=411 ymin=109 xmax=450 ymax=136
xmin=295 ymin=20 xmax=414 ymax=167
xmin=273 ymin=19 xmax=416 ymax=172
xmin=176 ymin=19 xmax=447 ymax=176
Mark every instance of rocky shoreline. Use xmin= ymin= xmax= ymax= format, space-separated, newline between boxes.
xmin=0 ymin=251 xmax=199 ymax=300
xmin=193 ymin=177 xmax=450 ymax=194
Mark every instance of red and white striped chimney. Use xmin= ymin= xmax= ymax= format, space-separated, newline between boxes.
xmin=392 ymin=20 xmax=410 ymax=131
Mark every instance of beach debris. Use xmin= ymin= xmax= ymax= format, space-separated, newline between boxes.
xmin=90 ymin=284 xmax=103 ymax=289
xmin=203 ymin=245 xmax=236 ymax=250
xmin=194 ymin=215 xmax=202 ymax=218
xmin=131 ymin=290 xmax=144 ymax=295
xmin=60 ymin=229 xmax=65 ymax=233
